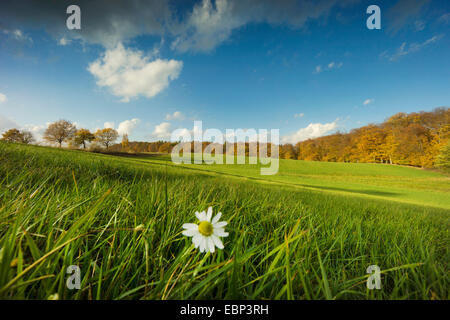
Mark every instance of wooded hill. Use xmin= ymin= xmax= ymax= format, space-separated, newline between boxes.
xmin=291 ymin=107 xmax=449 ymax=168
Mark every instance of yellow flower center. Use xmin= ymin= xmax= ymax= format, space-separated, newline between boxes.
xmin=198 ymin=221 xmax=213 ymax=237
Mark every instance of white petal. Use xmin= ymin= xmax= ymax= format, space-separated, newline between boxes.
xmin=206 ymin=207 xmax=213 ymax=222
xmin=211 ymin=235 xmax=224 ymax=249
xmin=182 ymin=223 xmax=198 ymax=230
xmin=199 ymin=237 xmax=207 ymax=252
xmin=192 ymin=234 xmax=202 ymax=248
xmin=207 ymin=237 xmax=215 ymax=253
xmin=196 ymin=211 xmax=207 ymax=222
xmin=211 ymin=212 xmax=222 ymax=224
xmin=214 ymin=228 xmax=229 ymax=237
xmin=182 ymin=229 xmax=197 ymax=237
xmin=213 ymin=221 xmax=227 ymax=228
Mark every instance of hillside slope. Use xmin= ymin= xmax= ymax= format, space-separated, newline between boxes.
xmin=0 ymin=142 xmax=448 ymax=299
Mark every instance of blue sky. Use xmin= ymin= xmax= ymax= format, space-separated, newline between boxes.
xmin=0 ymin=0 xmax=449 ymax=144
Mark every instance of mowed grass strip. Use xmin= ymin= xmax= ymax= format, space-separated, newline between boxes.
xmin=0 ymin=142 xmax=448 ymax=300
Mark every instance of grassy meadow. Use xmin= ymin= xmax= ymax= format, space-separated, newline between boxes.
xmin=0 ymin=142 xmax=449 ymax=299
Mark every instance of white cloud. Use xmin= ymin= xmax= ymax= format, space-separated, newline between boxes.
xmin=2 ymin=28 xmax=32 ymax=43
xmin=165 ymin=111 xmax=185 ymax=121
xmin=438 ymin=13 xmax=450 ymax=24
xmin=223 ymin=129 xmax=270 ymax=143
xmin=101 ymin=119 xmax=140 ymax=136
xmin=363 ymin=98 xmax=374 ymax=106
xmin=281 ymin=121 xmax=338 ymax=144
xmin=314 ymin=61 xmax=342 ymax=74
xmin=58 ymin=37 xmax=71 ymax=46
xmin=0 ymin=116 xmax=49 ymax=143
xmin=172 ymin=0 xmax=356 ymax=53
xmin=294 ymin=113 xmax=304 ymax=118
xmin=1 ymin=1 xmax=357 ymax=52
xmin=104 ymin=122 xmax=115 ymax=129
xmin=22 ymin=124 xmax=46 ymax=142
xmin=88 ymin=43 xmax=183 ymax=102
xmin=171 ymin=0 xmax=243 ymax=53
xmin=152 ymin=122 xmax=172 ymax=139
xmin=314 ymin=65 xmax=322 ymax=74
xmin=382 ymin=34 xmax=444 ymax=61
xmin=0 ymin=93 xmax=7 ymax=103
xmin=117 ymin=118 xmax=140 ymax=136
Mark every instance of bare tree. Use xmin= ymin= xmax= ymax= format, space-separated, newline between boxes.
xmin=95 ymin=128 xmax=118 ymax=150
xmin=43 ymin=120 xmax=77 ymax=147
xmin=20 ymin=130 xmax=34 ymax=144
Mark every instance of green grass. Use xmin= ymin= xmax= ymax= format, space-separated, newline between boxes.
xmin=131 ymin=153 xmax=450 ymax=210
xmin=0 ymin=142 xmax=448 ymax=300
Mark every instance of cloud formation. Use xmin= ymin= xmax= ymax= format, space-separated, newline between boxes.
xmin=314 ymin=61 xmax=343 ymax=74
xmin=0 ymin=93 xmax=7 ymax=103
xmin=152 ymin=122 xmax=172 ymax=140
xmin=386 ymin=0 xmax=430 ymax=34
xmin=58 ymin=37 xmax=71 ymax=46
xmin=117 ymin=118 xmax=140 ymax=136
xmin=88 ymin=44 xmax=183 ymax=102
xmin=22 ymin=124 xmax=47 ymax=142
xmin=438 ymin=13 xmax=450 ymax=24
xmin=172 ymin=0 xmax=357 ymax=52
xmin=103 ymin=122 xmax=115 ymax=129
xmin=0 ymin=0 xmax=170 ymax=48
xmin=0 ymin=0 xmax=357 ymax=51
xmin=165 ymin=111 xmax=184 ymax=121
xmin=281 ymin=121 xmax=338 ymax=144
xmin=381 ymin=34 xmax=444 ymax=61
xmin=1 ymin=28 xmax=32 ymax=43
xmin=363 ymin=98 xmax=374 ymax=105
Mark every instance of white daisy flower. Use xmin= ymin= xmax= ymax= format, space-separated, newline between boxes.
xmin=182 ymin=207 xmax=229 ymax=253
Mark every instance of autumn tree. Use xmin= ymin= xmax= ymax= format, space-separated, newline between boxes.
xmin=121 ymin=134 xmax=130 ymax=151
xmin=1 ymin=128 xmax=24 ymax=143
xmin=95 ymin=128 xmax=118 ymax=149
xmin=158 ymin=142 xmax=173 ymax=153
xmin=43 ymin=120 xmax=76 ymax=147
xmin=435 ymin=141 xmax=450 ymax=171
xmin=294 ymin=107 xmax=449 ymax=168
xmin=73 ymin=128 xmax=95 ymax=149
xmin=355 ymin=125 xmax=387 ymax=163
xmin=280 ymin=144 xmax=297 ymax=159
xmin=1 ymin=128 xmax=34 ymax=144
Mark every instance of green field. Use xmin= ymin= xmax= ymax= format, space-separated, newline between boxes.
xmin=131 ymin=153 xmax=450 ymax=210
xmin=0 ymin=142 xmax=449 ymax=299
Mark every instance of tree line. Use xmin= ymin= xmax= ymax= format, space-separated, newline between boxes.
xmin=1 ymin=119 xmax=120 ymax=150
xmin=111 ymin=108 xmax=450 ymax=170
xmin=1 ymin=107 xmax=449 ymax=170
